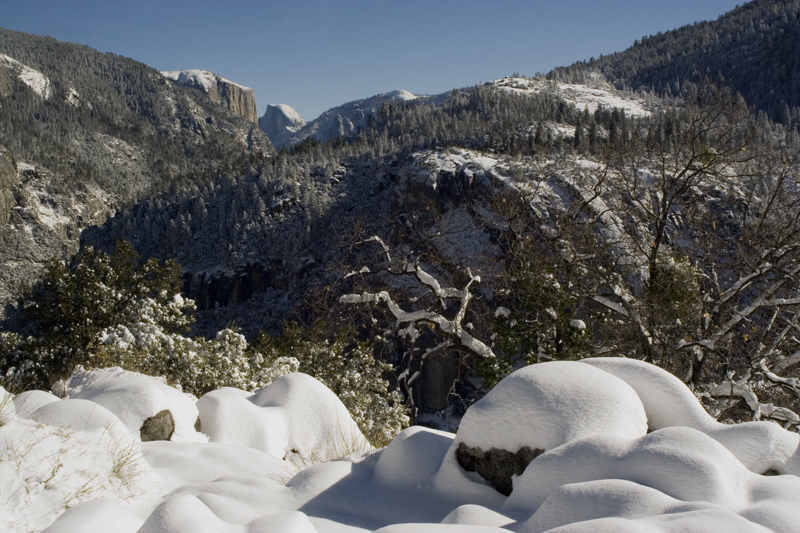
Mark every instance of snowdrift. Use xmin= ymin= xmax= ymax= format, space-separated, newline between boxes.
xmin=1 ymin=358 xmax=799 ymax=532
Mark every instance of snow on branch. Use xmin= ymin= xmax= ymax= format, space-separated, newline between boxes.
xmin=340 ymin=237 xmax=495 ymax=360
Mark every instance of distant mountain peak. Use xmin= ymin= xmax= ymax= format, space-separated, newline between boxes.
xmin=259 ymin=104 xmax=306 ymax=150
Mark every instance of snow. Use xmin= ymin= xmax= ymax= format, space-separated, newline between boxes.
xmin=161 ymin=69 xmax=252 ymax=92
xmin=492 ymin=76 xmax=651 ymax=117
xmin=449 ymin=361 xmax=647 ymax=453
xmin=59 ymin=367 xmax=206 ymax=442
xmin=0 ymin=53 xmax=52 ymax=99
xmin=3 ymin=361 xmax=800 ymax=532
xmin=274 ymin=104 xmax=307 ymax=130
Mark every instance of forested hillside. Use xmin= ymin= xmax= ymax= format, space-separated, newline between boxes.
xmin=0 ymin=28 xmax=272 ymax=312
xmin=4 ymin=0 xmax=800 ymax=430
xmin=555 ymin=0 xmax=800 ymax=125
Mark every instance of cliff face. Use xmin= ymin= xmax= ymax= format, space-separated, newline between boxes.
xmin=162 ymin=70 xmax=258 ymax=123
xmin=0 ymin=145 xmax=18 ymax=244
xmin=258 ymin=104 xmax=306 ymax=150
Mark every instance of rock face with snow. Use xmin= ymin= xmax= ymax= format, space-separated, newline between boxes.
xmin=162 ymin=69 xmax=258 ymax=123
xmin=259 ymin=103 xmax=306 ymax=150
xmin=0 ymin=145 xmax=18 ymax=243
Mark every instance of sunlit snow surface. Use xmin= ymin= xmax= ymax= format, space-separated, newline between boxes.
xmin=492 ymin=76 xmax=651 ymax=118
xmin=2 ymin=358 xmax=800 ymax=532
xmin=161 ymin=69 xmax=252 ymax=92
xmin=0 ymin=53 xmax=52 ymax=99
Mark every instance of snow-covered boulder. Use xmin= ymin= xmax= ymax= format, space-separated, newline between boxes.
xmin=435 ymin=361 xmax=648 ymax=496
xmin=508 ymin=426 xmax=800 ymax=531
xmin=197 ymin=373 xmax=370 ymax=466
xmin=580 ymin=357 xmax=800 ymax=475
xmin=195 ymin=386 xmax=289 ymax=458
xmin=60 ymin=367 xmax=205 ymax=442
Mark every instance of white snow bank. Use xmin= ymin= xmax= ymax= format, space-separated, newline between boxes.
xmin=197 ymin=373 xmax=370 ymax=466
xmin=41 ymin=499 xmax=144 ymax=533
xmin=0 ymin=392 xmax=158 ymax=532
xmin=580 ymin=357 xmax=800 ymax=474
xmin=13 ymin=389 xmax=60 ymax=418
xmin=6 ymin=358 xmax=800 ymax=532
xmin=60 ymin=366 xmax=205 ymax=442
xmin=0 ymin=386 xmax=15 ymax=424
xmin=196 ymin=386 xmax=289 ymax=458
xmin=433 ymin=361 xmax=646 ymax=506
xmin=374 ymin=426 xmax=454 ymax=488
xmin=507 ymin=426 xmax=800 ymax=530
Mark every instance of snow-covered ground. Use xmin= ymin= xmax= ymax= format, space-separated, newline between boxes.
xmin=2 ymin=358 xmax=799 ymax=532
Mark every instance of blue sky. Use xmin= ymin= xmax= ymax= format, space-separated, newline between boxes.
xmin=1 ymin=0 xmax=744 ymax=121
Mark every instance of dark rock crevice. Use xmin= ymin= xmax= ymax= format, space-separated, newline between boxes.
xmin=456 ymin=442 xmax=544 ymax=496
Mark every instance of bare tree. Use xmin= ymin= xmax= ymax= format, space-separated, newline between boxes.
xmin=339 ymin=236 xmax=495 ymax=419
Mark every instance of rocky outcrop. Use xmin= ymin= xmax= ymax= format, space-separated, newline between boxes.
xmin=140 ymin=409 xmax=175 ymax=442
xmin=456 ymin=443 xmax=544 ymax=496
xmin=258 ymin=104 xmax=306 ymax=150
xmin=0 ymin=146 xmax=18 ymax=244
xmin=162 ymin=69 xmax=258 ymax=123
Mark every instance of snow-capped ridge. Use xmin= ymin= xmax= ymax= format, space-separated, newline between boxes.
xmin=280 ymin=88 xmax=432 ymax=150
xmin=161 ymin=69 xmax=252 ymax=93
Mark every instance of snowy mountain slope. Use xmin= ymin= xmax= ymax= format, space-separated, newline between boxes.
xmin=280 ymin=88 xmax=434 ymax=149
xmin=491 ymin=75 xmax=652 ymax=117
xmin=0 ymin=29 xmax=274 ymax=316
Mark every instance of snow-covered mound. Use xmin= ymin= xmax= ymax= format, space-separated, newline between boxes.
xmin=58 ymin=366 xmax=206 ymax=442
xmin=4 ymin=359 xmax=800 ymax=532
xmin=0 ymin=386 xmax=159 ymax=532
xmin=196 ymin=373 xmax=370 ymax=467
xmin=580 ymin=357 xmax=800 ymax=475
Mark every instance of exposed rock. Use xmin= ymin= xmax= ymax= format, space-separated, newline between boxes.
xmin=259 ymin=104 xmax=306 ymax=150
xmin=455 ymin=442 xmax=544 ymax=496
xmin=162 ymin=69 xmax=258 ymax=123
xmin=140 ymin=409 xmax=175 ymax=442
xmin=0 ymin=145 xmax=18 ymax=244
